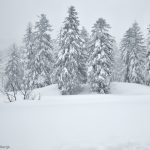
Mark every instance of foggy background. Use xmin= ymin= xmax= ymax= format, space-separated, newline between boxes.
xmin=0 ymin=0 xmax=150 ymax=52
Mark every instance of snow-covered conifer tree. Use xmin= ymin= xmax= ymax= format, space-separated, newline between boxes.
xmin=120 ymin=22 xmax=146 ymax=84
xmin=80 ymin=27 xmax=90 ymax=83
xmin=5 ymin=44 xmax=23 ymax=91
xmin=0 ymin=55 xmax=3 ymax=88
xmin=51 ymin=29 xmax=63 ymax=84
xmin=53 ymin=28 xmax=63 ymax=62
xmin=80 ymin=27 xmax=90 ymax=59
xmin=23 ymin=23 xmax=36 ymax=86
xmin=23 ymin=23 xmax=35 ymax=61
xmin=87 ymin=18 xmax=113 ymax=94
xmin=33 ymin=14 xmax=54 ymax=87
xmin=54 ymin=6 xmax=86 ymax=95
xmin=146 ymin=25 xmax=150 ymax=85
xmin=111 ymin=40 xmax=124 ymax=82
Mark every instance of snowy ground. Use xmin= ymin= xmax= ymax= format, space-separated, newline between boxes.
xmin=0 ymin=82 xmax=150 ymax=150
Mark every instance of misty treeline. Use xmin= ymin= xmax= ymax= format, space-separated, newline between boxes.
xmin=1 ymin=6 xmax=150 ymax=97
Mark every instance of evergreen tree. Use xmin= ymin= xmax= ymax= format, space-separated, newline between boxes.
xmin=111 ymin=40 xmax=124 ymax=82
xmin=80 ymin=27 xmax=90 ymax=83
xmin=0 ymin=55 xmax=2 ymax=88
xmin=33 ymin=14 xmax=54 ymax=87
xmin=5 ymin=44 xmax=23 ymax=91
xmin=51 ymin=29 xmax=63 ymax=84
xmin=54 ymin=6 xmax=86 ymax=95
xmin=87 ymin=18 xmax=113 ymax=94
xmin=23 ymin=23 xmax=35 ymax=61
xmin=53 ymin=28 xmax=63 ymax=62
xmin=120 ymin=22 xmax=146 ymax=84
xmin=23 ymin=23 xmax=36 ymax=86
xmin=80 ymin=26 xmax=90 ymax=59
xmin=146 ymin=25 xmax=150 ymax=85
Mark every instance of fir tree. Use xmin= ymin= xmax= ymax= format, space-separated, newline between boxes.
xmin=33 ymin=14 xmax=54 ymax=87
xmin=111 ymin=40 xmax=124 ymax=82
xmin=146 ymin=25 xmax=150 ymax=85
xmin=51 ymin=29 xmax=63 ymax=84
xmin=5 ymin=44 xmax=23 ymax=91
xmin=87 ymin=18 xmax=113 ymax=94
xmin=80 ymin=27 xmax=90 ymax=83
xmin=23 ymin=23 xmax=36 ymax=87
xmin=54 ymin=6 xmax=86 ymax=95
xmin=80 ymin=26 xmax=90 ymax=59
xmin=0 ymin=55 xmax=3 ymax=88
xmin=23 ymin=23 xmax=35 ymax=61
xmin=120 ymin=22 xmax=146 ymax=84
xmin=53 ymin=28 xmax=63 ymax=63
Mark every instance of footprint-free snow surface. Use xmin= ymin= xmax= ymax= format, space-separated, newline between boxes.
xmin=0 ymin=82 xmax=150 ymax=150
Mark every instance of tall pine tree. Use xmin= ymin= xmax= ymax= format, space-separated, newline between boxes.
xmin=111 ymin=40 xmax=124 ymax=82
xmin=5 ymin=44 xmax=23 ymax=91
xmin=120 ymin=22 xmax=146 ymax=84
xmin=23 ymin=23 xmax=35 ymax=61
xmin=23 ymin=23 xmax=36 ymax=87
xmin=146 ymin=25 xmax=150 ymax=85
xmin=80 ymin=27 xmax=90 ymax=83
xmin=54 ymin=6 xmax=86 ymax=95
xmin=33 ymin=14 xmax=54 ymax=87
xmin=88 ymin=18 xmax=113 ymax=94
xmin=80 ymin=27 xmax=90 ymax=60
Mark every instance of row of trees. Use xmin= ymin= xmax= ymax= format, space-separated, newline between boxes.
xmin=1 ymin=6 xmax=150 ymax=97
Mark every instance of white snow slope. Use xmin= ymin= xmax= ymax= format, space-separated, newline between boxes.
xmin=0 ymin=82 xmax=150 ymax=150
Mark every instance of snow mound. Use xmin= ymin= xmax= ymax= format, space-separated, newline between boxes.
xmin=34 ymin=84 xmax=61 ymax=96
xmin=34 ymin=82 xmax=150 ymax=97
xmin=1 ymin=82 xmax=150 ymax=103
xmin=110 ymin=82 xmax=150 ymax=95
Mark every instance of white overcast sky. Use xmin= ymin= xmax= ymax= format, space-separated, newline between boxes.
xmin=0 ymin=0 xmax=150 ymax=52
